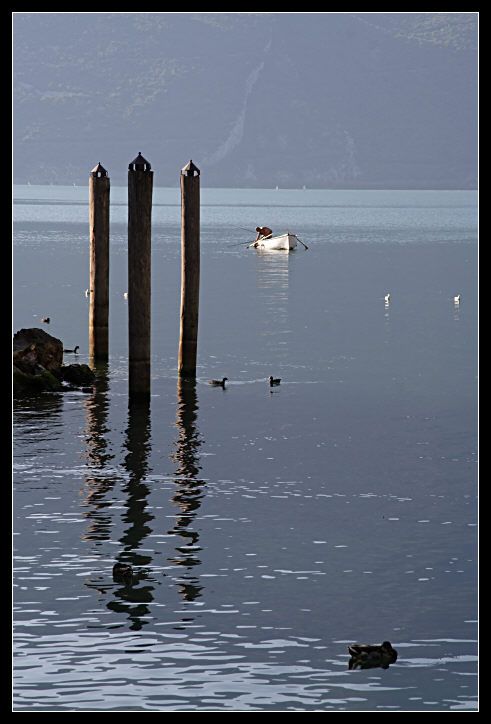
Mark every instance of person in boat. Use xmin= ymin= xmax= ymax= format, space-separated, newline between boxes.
xmin=255 ymin=226 xmax=273 ymax=241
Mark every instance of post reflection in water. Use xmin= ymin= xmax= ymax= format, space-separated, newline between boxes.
xmin=81 ymin=366 xmax=115 ymax=544
xmin=169 ymin=378 xmax=205 ymax=603
xmin=105 ymin=398 xmax=155 ymax=630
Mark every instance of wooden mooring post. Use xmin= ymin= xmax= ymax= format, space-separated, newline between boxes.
xmin=128 ymin=152 xmax=153 ymax=398
xmin=88 ymin=162 xmax=110 ymax=362
xmin=178 ymin=160 xmax=200 ymax=378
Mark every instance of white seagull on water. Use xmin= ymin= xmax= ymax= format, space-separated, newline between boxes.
xmin=454 ymin=294 xmax=461 ymax=305
xmin=384 ymin=293 xmax=391 ymax=304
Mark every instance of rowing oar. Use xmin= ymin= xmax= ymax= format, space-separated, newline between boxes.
xmin=228 ymin=240 xmax=256 ymax=247
xmin=293 ymin=235 xmax=309 ymax=250
xmin=228 ymin=226 xmax=262 ymax=247
xmin=235 ymin=226 xmax=257 ymax=233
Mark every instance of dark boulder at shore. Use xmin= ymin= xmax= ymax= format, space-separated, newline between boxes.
xmin=13 ymin=328 xmax=94 ymax=396
xmin=13 ymin=328 xmax=64 ymax=395
xmin=60 ymin=364 xmax=95 ymax=386
xmin=14 ymin=327 xmax=63 ymax=373
xmin=13 ymin=365 xmax=63 ymax=394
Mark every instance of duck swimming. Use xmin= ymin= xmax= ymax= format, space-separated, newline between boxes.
xmin=269 ymin=376 xmax=281 ymax=386
xmin=64 ymin=345 xmax=80 ymax=354
xmin=209 ymin=377 xmax=228 ymax=387
xmin=112 ymin=562 xmax=133 ymax=581
xmin=41 ymin=317 xmax=50 ymax=324
xmin=384 ymin=293 xmax=391 ymax=304
xmin=348 ymin=641 xmax=398 ymax=670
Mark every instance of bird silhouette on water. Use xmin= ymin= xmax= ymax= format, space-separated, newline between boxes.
xmin=348 ymin=641 xmax=398 ymax=670
xmin=63 ymin=345 xmax=80 ymax=354
xmin=41 ymin=317 xmax=50 ymax=324
xmin=208 ymin=377 xmax=228 ymax=388
xmin=269 ymin=376 xmax=281 ymax=386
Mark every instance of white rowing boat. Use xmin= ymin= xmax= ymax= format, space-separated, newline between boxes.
xmin=252 ymin=233 xmax=299 ymax=251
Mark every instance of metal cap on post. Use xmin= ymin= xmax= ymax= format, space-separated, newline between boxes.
xmin=181 ymin=159 xmax=200 ymax=177
xmin=90 ymin=162 xmax=109 ymax=179
xmin=129 ymin=152 xmax=152 ymax=172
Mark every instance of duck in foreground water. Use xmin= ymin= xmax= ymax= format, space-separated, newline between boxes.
xmin=269 ymin=376 xmax=281 ymax=386
xmin=208 ymin=377 xmax=228 ymax=387
xmin=63 ymin=345 xmax=80 ymax=354
xmin=112 ymin=562 xmax=133 ymax=581
xmin=348 ymin=641 xmax=398 ymax=670
xmin=41 ymin=317 xmax=50 ymax=324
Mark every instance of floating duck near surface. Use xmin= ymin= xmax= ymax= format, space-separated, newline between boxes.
xmin=208 ymin=377 xmax=228 ymax=387
xmin=348 ymin=641 xmax=398 ymax=670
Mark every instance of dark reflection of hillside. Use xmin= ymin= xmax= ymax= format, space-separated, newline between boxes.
xmin=106 ymin=398 xmax=155 ymax=631
xmin=80 ymin=368 xmax=116 ymax=544
xmin=168 ymin=378 xmax=205 ymax=602
xmin=13 ymin=392 xmax=64 ymax=445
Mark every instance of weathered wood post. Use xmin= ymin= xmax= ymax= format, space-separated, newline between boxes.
xmin=88 ymin=162 xmax=110 ymax=362
xmin=128 ymin=152 xmax=153 ymax=398
xmin=178 ymin=160 xmax=200 ymax=378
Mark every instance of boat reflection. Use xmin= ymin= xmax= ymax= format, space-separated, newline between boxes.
xmin=168 ymin=378 xmax=205 ymax=602
xmin=255 ymin=251 xmax=291 ymax=361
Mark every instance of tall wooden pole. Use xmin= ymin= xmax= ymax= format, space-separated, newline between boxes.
xmin=178 ymin=160 xmax=200 ymax=378
xmin=89 ymin=163 xmax=110 ymax=362
xmin=128 ymin=152 xmax=153 ymax=398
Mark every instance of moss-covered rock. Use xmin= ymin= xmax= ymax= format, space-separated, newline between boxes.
xmin=13 ymin=365 xmax=64 ymax=395
xmin=13 ymin=328 xmax=97 ymax=397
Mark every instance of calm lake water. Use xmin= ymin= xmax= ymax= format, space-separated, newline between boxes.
xmin=13 ymin=186 xmax=478 ymax=711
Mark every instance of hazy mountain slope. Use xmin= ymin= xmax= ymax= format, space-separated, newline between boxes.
xmin=13 ymin=13 xmax=477 ymax=188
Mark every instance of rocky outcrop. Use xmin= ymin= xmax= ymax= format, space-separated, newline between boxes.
xmin=13 ymin=365 xmax=63 ymax=394
xmin=13 ymin=328 xmax=94 ymax=396
xmin=14 ymin=328 xmax=63 ymax=372
xmin=13 ymin=328 xmax=64 ymax=395
xmin=60 ymin=364 xmax=95 ymax=386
